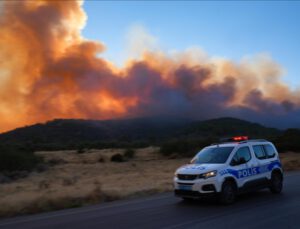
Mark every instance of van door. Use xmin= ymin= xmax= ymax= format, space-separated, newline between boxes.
xmin=250 ymin=145 xmax=270 ymax=186
xmin=229 ymin=146 xmax=253 ymax=189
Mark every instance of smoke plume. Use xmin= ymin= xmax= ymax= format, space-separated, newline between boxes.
xmin=0 ymin=0 xmax=299 ymax=132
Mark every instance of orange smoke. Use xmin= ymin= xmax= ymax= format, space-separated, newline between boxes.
xmin=0 ymin=0 xmax=299 ymax=133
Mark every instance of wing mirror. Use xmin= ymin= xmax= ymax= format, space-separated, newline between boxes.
xmin=231 ymin=157 xmax=246 ymax=166
xmin=237 ymin=157 xmax=246 ymax=165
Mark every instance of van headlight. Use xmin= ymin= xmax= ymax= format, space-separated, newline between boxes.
xmin=200 ymin=170 xmax=217 ymax=179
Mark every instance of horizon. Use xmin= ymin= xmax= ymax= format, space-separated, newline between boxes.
xmin=0 ymin=115 xmax=283 ymax=135
xmin=0 ymin=1 xmax=300 ymax=132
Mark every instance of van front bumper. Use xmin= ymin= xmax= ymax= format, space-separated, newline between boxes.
xmin=174 ymin=189 xmax=217 ymax=199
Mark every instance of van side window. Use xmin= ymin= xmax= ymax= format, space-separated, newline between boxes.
xmin=230 ymin=153 xmax=239 ymax=166
xmin=230 ymin=147 xmax=251 ymax=166
xmin=263 ymin=145 xmax=276 ymax=158
xmin=253 ymin=145 xmax=267 ymax=159
xmin=237 ymin=147 xmax=251 ymax=162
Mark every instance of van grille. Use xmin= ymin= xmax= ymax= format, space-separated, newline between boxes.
xmin=177 ymin=174 xmax=198 ymax=180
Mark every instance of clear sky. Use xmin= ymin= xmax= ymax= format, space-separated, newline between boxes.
xmin=82 ymin=1 xmax=300 ymax=88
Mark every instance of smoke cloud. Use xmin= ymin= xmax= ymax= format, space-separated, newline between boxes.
xmin=0 ymin=0 xmax=299 ymax=132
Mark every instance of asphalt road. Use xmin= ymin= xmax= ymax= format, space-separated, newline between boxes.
xmin=0 ymin=171 xmax=299 ymax=229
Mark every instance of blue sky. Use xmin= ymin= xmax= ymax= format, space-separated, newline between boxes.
xmin=82 ymin=1 xmax=300 ymax=88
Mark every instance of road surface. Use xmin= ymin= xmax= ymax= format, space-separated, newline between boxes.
xmin=0 ymin=172 xmax=299 ymax=229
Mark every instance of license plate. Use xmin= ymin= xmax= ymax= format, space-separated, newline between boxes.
xmin=178 ymin=185 xmax=192 ymax=190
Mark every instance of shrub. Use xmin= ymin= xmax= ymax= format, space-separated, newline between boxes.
xmin=0 ymin=174 xmax=11 ymax=184
xmin=98 ymin=157 xmax=105 ymax=163
xmin=47 ymin=158 xmax=66 ymax=166
xmin=62 ymin=177 xmax=78 ymax=186
xmin=159 ymin=137 xmax=218 ymax=157
xmin=38 ymin=180 xmax=50 ymax=190
xmin=274 ymin=129 xmax=300 ymax=153
xmin=110 ymin=153 xmax=125 ymax=162
xmin=77 ymin=147 xmax=85 ymax=154
xmin=35 ymin=164 xmax=49 ymax=173
xmin=124 ymin=148 xmax=135 ymax=159
xmin=0 ymin=144 xmax=42 ymax=172
xmin=159 ymin=139 xmax=197 ymax=157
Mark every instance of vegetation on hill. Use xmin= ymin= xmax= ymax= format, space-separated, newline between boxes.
xmin=183 ymin=117 xmax=280 ymax=138
xmin=275 ymin=129 xmax=300 ymax=152
xmin=0 ymin=117 xmax=300 ymax=172
xmin=159 ymin=117 xmax=282 ymax=157
xmin=0 ymin=117 xmax=188 ymax=150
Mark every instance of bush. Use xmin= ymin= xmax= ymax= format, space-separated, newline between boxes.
xmin=124 ymin=149 xmax=135 ymax=159
xmin=110 ymin=153 xmax=125 ymax=162
xmin=274 ymin=129 xmax=300 ymax=153
xmin=0 ymin=144 xmax=42 ymax=172
xmin=47 ymin=158 xmax=66 ymax=166
xmin=160 ymin=139 xmax=193 ymax=157
xmin=159 ymin=137 xmax=218 ymax=157
xmin=77 ymin=147 xmax=85 ymax=154
xmin=98 ymin=157 xmax=105 ymax=163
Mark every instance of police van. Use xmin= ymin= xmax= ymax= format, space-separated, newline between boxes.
xmin=174 ymin=136 xmax=283 ymax=204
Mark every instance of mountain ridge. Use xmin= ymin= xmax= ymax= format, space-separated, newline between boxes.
xmin=0 ymin=116 xmax=282 ymax=149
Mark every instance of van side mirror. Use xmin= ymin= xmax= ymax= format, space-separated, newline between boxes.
xmin=231 ymin=157 xmax=246 ymax=166
xmin=238 ymin=157 xmax=246 ymax=165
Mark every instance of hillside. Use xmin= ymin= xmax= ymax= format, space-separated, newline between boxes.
xmin=0 ymin=117 xmax=282 ymax=150
xmin=184 ymin=117 xmax=281 ymax=138
xmin=0 ymin=117 xmax=189 ymax=149
xmin=0 ymin=116 xmax=299 ymax=173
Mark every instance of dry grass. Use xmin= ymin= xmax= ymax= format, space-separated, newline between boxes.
xmin=0 ymin=147 xmax=188 ymax=218
xmin=279 ymin=152 xmax=300 ymax=171
xmin=0 ymin=148 xmax=299 ymax=218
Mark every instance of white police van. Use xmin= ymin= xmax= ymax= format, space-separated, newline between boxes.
xmin=174 ymin=136 xmax=283 ymax=204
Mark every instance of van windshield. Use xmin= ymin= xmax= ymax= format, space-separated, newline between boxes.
xmin=191 ymin=146 xmax=234 ymax=164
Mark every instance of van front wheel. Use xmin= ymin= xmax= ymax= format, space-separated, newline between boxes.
xmin=219 ymin=181 xmax=236 ymax=205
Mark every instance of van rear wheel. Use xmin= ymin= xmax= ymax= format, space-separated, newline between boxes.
xmin=270 ymin=172 xmax=283 ymax=194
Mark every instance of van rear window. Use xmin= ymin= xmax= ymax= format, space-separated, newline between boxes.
xmin=263 ymin=145 xmax=276 ymax=158
xmin=253 ymin=145 xmax=267 ymax=160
